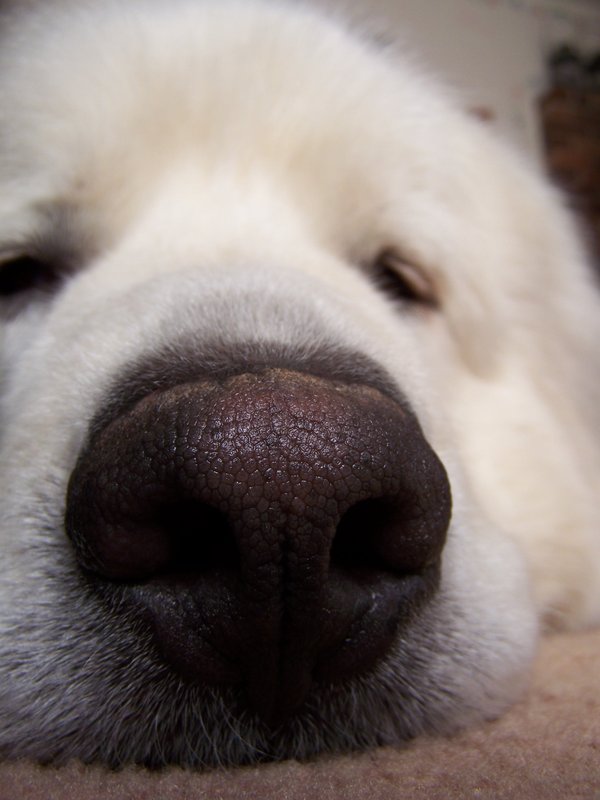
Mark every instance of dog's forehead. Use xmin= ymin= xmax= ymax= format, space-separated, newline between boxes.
xmin=0 ymin=0 xmax=547 ymax=312
xmin=0 ymin=1 xmax=457 ymax=205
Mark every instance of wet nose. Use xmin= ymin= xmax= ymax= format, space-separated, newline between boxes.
xmin=66 ymin=369 xmax=451 ymax=723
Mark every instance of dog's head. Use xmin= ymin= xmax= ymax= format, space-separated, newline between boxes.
xmin=0 ymin=0 xmax=599 ymax=767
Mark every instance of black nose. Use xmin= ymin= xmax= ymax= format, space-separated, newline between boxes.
xmin=66 ymin=369 xmax=451 ymax=723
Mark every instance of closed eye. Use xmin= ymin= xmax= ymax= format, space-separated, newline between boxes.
xmin=372 ymin=249 xmax=438 ymax=308
xmin=0 ymin=206 xmax=86 ymax=305
xmin=0 ymin=254 xmax=63 ymax=297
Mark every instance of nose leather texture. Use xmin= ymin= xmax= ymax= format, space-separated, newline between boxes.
xmin=66 ymin=369 xmax=451 ymax=723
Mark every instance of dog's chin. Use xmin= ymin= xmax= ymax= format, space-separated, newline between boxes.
xmin=26 ymin=583 xmax=445 ymax=767
xmin=14 ymin=504 xmax=531 ymax=769
xmin=43 ymin=568 xmax=531 ymax=769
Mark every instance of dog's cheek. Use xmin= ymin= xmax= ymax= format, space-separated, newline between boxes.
xmin=0 ymin=305 xmax=56 ymax=421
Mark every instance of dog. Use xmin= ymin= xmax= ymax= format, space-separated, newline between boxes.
xmin=0 ymin=0 xmax=599 ymax=768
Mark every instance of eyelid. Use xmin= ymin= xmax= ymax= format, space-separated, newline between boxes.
xmin=375 ymin=248 xmax=439 ymax=307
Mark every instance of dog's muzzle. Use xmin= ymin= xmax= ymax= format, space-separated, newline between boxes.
xmin=66 ymin=367 xmax=451 ymax=724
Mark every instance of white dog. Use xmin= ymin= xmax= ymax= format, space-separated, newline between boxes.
xmin=0 ymin=0 xmax=599 ymax=768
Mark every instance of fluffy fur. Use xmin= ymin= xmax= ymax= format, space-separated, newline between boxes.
xmin=0 ymin=0 xmax=598 ymax=767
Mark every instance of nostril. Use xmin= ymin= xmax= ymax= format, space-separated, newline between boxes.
xmin=333 ymin=499 xmax=396 ymax=571
xmin=333 ymin=496 xmax=438 ymax=575
xmin=155 ymin=501 xmax=238 ymax=574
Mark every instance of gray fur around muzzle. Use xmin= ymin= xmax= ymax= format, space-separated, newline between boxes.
xmin=65 ymin=360 xmax=451 ymax=726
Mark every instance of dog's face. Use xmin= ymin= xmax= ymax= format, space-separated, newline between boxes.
xmin=0 ymin=0 xmax=599 ymax=767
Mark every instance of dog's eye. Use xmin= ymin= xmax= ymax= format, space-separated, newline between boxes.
xmin=0 ymin=255 xmax=61 ymax=297
xmin=372 ymin=250 xmax=438 ymax=307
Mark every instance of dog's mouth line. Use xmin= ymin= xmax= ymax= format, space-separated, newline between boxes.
xmin=79 ymin=557 xmax=441 ymax=723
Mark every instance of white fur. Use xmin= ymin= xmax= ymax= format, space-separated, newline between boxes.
xmin=0 ymin=0 xmax=598 ymax=766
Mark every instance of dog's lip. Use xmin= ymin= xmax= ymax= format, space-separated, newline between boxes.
xmin=78 ymin=523 xmax=442 ymax=724
xmin=91 ymin=559 xmax=440 ymax=723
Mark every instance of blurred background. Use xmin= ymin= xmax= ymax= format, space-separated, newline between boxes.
xmin=318 ymin=0 xmax=600 ymax=260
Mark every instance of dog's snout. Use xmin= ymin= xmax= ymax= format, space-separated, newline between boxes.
xmin=66 ymin=369 xmax=451 ymax=722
